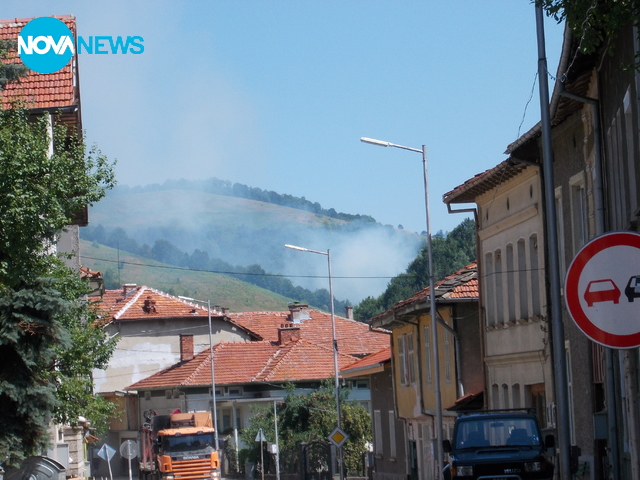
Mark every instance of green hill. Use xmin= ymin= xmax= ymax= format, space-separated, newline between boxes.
xmin=80 ymin=239 xmax=293 ymax=312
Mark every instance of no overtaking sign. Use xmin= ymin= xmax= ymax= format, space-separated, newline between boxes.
xmin=565 ymin=231 xmax=640 ymax=348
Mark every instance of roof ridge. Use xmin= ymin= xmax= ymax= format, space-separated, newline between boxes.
xmin=113 ymin=286 xmax=147 ymax=320
xmin=182 ymin=344 xmax=222 ymax=386
xmin=252 ymin=342 xmax=293 ymax=381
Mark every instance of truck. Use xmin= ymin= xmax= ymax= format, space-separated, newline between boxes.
xmin=442 ymin=409 xmax=555 ymax=480
xmin=139 ymin=410 xmax=221 ymax=480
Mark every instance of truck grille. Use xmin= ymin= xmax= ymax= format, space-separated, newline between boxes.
xmin=171 ymin=458 xmax=211 ymax=480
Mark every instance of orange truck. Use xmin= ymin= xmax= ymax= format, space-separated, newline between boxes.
xmin=139 ymin=410 xmax=220 ymax=480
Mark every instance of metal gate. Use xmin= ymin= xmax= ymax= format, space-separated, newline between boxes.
xmin=300 ymin=441 xmax=333 ymax=480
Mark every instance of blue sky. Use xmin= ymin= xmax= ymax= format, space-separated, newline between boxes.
xmin=4 ymin=1 xmax=564 ymax=235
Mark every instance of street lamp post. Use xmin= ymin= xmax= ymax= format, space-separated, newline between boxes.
xmin=178 ymin=296 xmax=220 ymax=451
xmin=361 ymin=137 xmax=444 ymax=480
xmin=284 ymin=244 xmax=343 ymax=480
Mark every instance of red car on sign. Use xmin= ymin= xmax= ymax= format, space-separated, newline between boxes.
xmin=584 ymin=279 xmax=621 ymax=307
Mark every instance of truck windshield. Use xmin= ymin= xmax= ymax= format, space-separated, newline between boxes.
xmin=455 ymin=417 xmax=541 ymax=449
xmin=162 ymin=433 xmax=214 ymax=453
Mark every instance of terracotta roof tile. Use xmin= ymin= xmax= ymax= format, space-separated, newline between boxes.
xmin=340 ymin=346 xmax=390 ymax=374
xmin=0 ymin=16 xmax=78 ymax=110
xmin=126 ymin=338 xmax=365 ymax=390
xmin=94 ymin=286 xmax=260 ymax=338
xmin=228 ymin=310 xmax=389 ymax=357
xmin=371 ymin=262 xmax=478 ymax=323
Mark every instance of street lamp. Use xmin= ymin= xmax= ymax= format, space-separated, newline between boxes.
xmin=178 ymin=296 xmax=220 ymax=451
xmin=361 ymin=137 xmax=444 ymax=479
xmin=284 ymin=244 xmax=343 ymax=480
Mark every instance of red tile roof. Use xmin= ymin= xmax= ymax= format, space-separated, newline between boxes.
xmin=228 ymin=309 xmax=390 ymax=357
xmin=122 ymin=301 xmax=390 ymax=390
xmin=0 ymin=16 xmax=78 ymax=110
xmin=371 ymin=262 xmax=478 ymax=326
xmin=340 ymin=346 xmax=390 ymax=377
xmin=95 ymin=286 xmax=259 ymax=338
xmin=126 ymin=338 xmax=366 ymax=390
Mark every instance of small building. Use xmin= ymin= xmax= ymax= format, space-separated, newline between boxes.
xmin=123 ymin=302 xmax=390 ymax=468
xmin=341 ymin=347 xmax=407 ymax=480
xmin=368 ymin=263 xmax=480 ymax=480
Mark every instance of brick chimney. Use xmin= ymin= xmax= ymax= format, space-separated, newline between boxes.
xmin=180 ymin=335 xmax=194 ymax=362
xmin=278 ymin=323 xmax=301 ymax=345
xmin=288 ymin=302 xmax=310 ymax=323
xmin=345 ymin=306 xmax=353 ymax=320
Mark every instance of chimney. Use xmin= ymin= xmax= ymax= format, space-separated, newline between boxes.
xmin=123 ymin=283 xmax=137 ymax=296
xmin=288 ymin=302 xmax=311 ymax=323
xmin=180 ymin=335 xmax=194 ymax=362
xmin=278 ymin=323 xmax=301 ymax=345
xmin=345 ymin=306 xmax=354 ymax=320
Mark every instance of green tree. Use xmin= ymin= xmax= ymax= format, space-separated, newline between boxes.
xmin=240 ymin=382 xmax=371 ymax=476
xmin=0 ymin=40 xmax=28 ymax=91
xmin=0 ymin=105 xmax=116 ymax=465
xmin=540 ymin=0 xmax=639 ymax=62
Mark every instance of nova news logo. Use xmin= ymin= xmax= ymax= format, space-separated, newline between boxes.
xmin=18 ymin=17 xmax=144 ymax=75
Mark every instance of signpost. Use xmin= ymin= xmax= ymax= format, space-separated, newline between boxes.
xmin=97 ymin=443 xmax=117 ymax=480
xmin=120 ymin=440 xmax=139 ymax=480
xmin=328 ymin=427 xmax=348 ymax=448
xmin=255 ymin=428 xmax=267 ymax=480
xmin=565 ymin=231 xmax=640 ymax=348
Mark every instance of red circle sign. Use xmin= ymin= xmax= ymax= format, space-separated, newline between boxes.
xmin=565 ymin=231 xmax=640 ymax=348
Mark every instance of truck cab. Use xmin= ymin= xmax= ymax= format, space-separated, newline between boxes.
xmin=443 ymin=409 xmax=554 ymax=479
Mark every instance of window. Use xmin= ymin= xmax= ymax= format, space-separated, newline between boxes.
xmin=388 ymin=411 xmax=397 ymax=459
xmin=374 ymin=410 xmax=383 ymax=456
xmin=397 ymin=334 xmax=407 ymax=385
xmin=424 ymin=323 xmax=432 ymax=383
xmin=529 ymin=235 xmax=541 ymax=316
xmin=569 ymin=172 xmax=588 ymax=255
xmin=495 ymin=249 xmax=504 ymax=324
xmin=226 ymin=386 xmax=243 ymax=397
xmin=506 ymin=244 xmax=516 ymax=322
xmin=351 ymin=380 xmax=369 ymax=390
xmin=407 ymin=332 xmax=416 ymax=384
xmin=517 ymin=239 xmax=528 ymax=320
xmin=397 ymin=332 xmax=415 ymax=386
xmin=444 ymin=331 xmax=451 ymax=384
xmin=513 ymin=384 xmax=521 ymax=408
xmin=485 ymin=252 xmax=495 ymax=326
xmin=502 ymin=384 xmax=509 ymax=409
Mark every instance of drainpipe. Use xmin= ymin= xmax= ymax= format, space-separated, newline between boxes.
xmin=559 ymin=83 xmax=620 ymax=480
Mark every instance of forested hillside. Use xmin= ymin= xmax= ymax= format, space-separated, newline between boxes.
xmin=85 ymin=179 xmax=425 ymax=304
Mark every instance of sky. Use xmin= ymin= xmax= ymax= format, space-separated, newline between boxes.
xmin=3 ymin=1 xmax=565 ymax=237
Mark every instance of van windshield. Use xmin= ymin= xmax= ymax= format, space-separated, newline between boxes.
xmin=455 ymin=417 xmax=541 ymax=449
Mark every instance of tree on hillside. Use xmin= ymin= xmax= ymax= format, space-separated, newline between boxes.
xmin=0 ymin=106 xmax=116 ymax=465
xmin=239 ymin=382 xmax=371 ymax=476
xmin=354 ymin=218 xmax=476 ymax=321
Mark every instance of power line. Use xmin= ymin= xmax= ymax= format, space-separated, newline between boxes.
xmin=81 ymin=254 xmax=406 ymax=280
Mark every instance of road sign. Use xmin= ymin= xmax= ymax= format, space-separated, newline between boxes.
xmin=120 ymin=440 xmax=139 ymax=459
xmin=255 ymin=428 xmax=267 ymax=442
xmin=328 ymin=427 xmax=348 ymax=448
xmin=97 ymin=443 xmax=116 ymax=461
xmin=565 ymin=231 xmax=640 ymax=348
